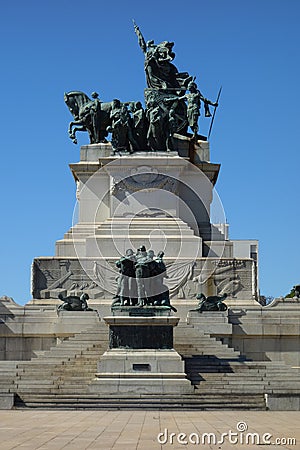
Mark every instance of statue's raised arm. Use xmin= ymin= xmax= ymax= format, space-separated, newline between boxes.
xmin=133 ymin=19 xmax=147 ymax=54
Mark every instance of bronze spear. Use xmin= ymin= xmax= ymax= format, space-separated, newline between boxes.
xmin=208 ymin=86 xmax=222 ymax=139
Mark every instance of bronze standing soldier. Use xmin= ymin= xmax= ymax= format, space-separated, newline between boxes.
xmin=115 ymin=249 xmax=136 ymax=305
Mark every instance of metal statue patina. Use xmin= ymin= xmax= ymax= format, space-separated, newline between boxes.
xmin=129 ymin=101 xmax=148 ymax=150
xmin=193 ymin=293 xmax=228 ymax=312
xmin=112 ymin=247 xmax=177 ymax=312
xmin=113 ymin=248 xmax=137 ymax=306
xmin=57 ymin=293 xmax=93 ymax=312
xmin=133 ymin=20 xmax=192 ymax=91
xmin=65 ymin=22 xmax=219 ymax=151
xmin=64 ymin=91 xmax=112 ymax=144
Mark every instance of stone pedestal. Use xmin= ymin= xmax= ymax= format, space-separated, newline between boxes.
xmin=30 ymin=141 xmax=258 ymax=306
xmin=54 ymin=140 xmax=223 ymax=261
xmin=89 ymin=307 xmax=193 ymax=394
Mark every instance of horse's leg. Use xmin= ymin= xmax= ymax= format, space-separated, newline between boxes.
xmin=71 ymin=126 xmax=88 ymax=145
xmin=68 ymin=121 xmax=79 ymax=144
xmin=69 ymin=121 xmax=80 ymax=137
xmin=69 ymin=119 xmax=86 ymax=138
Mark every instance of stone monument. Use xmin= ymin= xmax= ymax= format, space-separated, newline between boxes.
xmin=31 ymin=22 xmax=258 ymax=306
xmin=31 ymin=22 xmax=258 ymax=395
xmin=1 ymin=22 xmax=300 ymax=412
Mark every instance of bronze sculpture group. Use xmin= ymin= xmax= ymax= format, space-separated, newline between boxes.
xmin=112 ymin=246 xmax=176 ymax=311
xmin=65 ymin=22 xmax=218 ymax=152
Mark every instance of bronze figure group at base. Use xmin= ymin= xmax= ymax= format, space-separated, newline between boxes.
xmin=112 ymin=246 xmax=177 ymax=312
xmin=65 ymin=22 xmax=219 ymax=152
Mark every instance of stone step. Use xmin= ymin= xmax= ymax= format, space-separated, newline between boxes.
xmin=176 ymin=333 xmax=225 ymax=340
xmin=0 ymin=383 xmax=15 ymax=389
xmin=70 ymin=335 xmax=108 ymax=340
xmin=17 ymin=361 xmax=98 ymax=371
xmin=94 ymin=231 xmax=194 ymax=237
xmin=56 ymin=378 xmax=94 ymax=384
xmin=43 ymin=349 xmax=103 ymax=358
xmin=186 ymin=363 xmax=261 ymax=369
xmin=53 ymin=370 xmax=96 ymax=376
xmin=25 ymin=355 xmax=79 ymax=361
xmin=98 ymin=221 xmax=193 ymax=227
xmin=34 ymin=344 xmax=104 ymax=353
xmin=66 ymin=359 xmax=100 ymax=364
xmin=16 ymin=379 xmax=94 ymax=386
xmin=174 ymin=338 xmax=225 ymax=345
xmin=96 ymin=223 xmax=194 ymax=230
xmin=66 ymin=335 xmax=107 ymax=340
xmin=15 ymin=393 xmax=266 ymax=410
xmin=0 ymin=370 xmax=18 ymax=376
xmin=273 ymin=371 xmax=300 ymax=378
xmin=47 ymin=345 xmax=104 ymax=353
xmin=0 ymin=376 xmax=17 ymax=383
xmin=175 ymin=337 xmax=223 ymax=344
xmin=17 ymin=373 xmax=96 ymax=381
xmin=198 ymin=380 xmax=267 ymax=386
xmin=268 ymin=388 xmax=300 ymax=394
xmin=44 ymin=386 xmax=90 ymax=393
xmin=195 ymin=380 xmax=300 ymax=390
xmin=16 ymin=380 xmax=57 ymax=387
xmin=54 ymin=363 xmax=97 ymax=369
xmin=100 ymin=218 xmax=193 ymax=226
xmin=179 ymin=351 xmax=240 ymax=358
xmin=17 ymin=362 xmax=68 ymax=368
xmin=17 ymin=367 xmax=96 ymax=375
xmin=175 ymin=344 xmax=226 ymax=350
xmin=186 ymin=364 xmax=296 ymax=373
xmin=190 ymin=374 xmax=263 ymax=380
xmin=195 ymin=387 xmax=266 ymax=394
xmin=17 ymin=357 xmax=102 ymax=368
xmin=17 ymin=380 xmax=93 ymax=388
xmin=176 ymin=346 xmax=238 ymax=354
xmin=48 ymin=339 xmax=105 ymax=352
xmin=74 ymin=351 xmax=103 ymax=357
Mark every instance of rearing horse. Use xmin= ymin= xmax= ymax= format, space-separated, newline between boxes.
xmin=64 ymin=91 xmax=113 ymax=144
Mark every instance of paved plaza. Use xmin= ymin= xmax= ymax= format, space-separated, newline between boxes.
xmin=0 ymin=410 xmax=299 ymax=450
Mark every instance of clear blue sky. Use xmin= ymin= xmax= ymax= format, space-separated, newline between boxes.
xmin=1 ymin=0 xmax=299 ymax=304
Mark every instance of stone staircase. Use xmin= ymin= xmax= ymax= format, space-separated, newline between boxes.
xmin=0 ymin=318 xmax=298 ymax=409
xmin=0 ymin=361 xmax=18 ymax=393
xmin=13 ymin=321 xmax=257 ymax=409
xmin=14 ymin=321 xmax=108 ymax=405
xmin=174 ymin=322 xmax=300 ymax=410
xmin=173 ymin=322 xmax=265 ymax=409
xmin=174 ymin=322 xmax=241 ymax=359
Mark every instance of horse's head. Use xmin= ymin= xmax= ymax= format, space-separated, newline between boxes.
xmin=64 ymin=91 xmax=91 ymax=120
xmin=64 ymin=92 xmax=79 ymax=119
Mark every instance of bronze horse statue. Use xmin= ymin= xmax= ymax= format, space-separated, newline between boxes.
xmin=64 ymin=91 xmax=113 ymax=144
